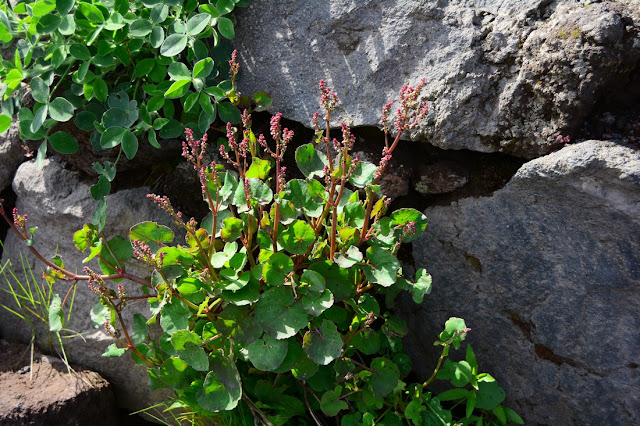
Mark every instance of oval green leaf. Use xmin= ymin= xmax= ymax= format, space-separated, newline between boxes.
xmin=160 ymin=33 xmax=188 ymax=57
xmin=48 ymin=131 xmax=79 ymax=154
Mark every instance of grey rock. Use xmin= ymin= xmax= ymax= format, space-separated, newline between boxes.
xmin=0 ymin=158 xmax=177 ymax=413
xmin=401 ymin=140 xmax=640 ymax=424
xmin=234 ymin=1 xmax=640 ymax=158
xmin=0 ymin=122 xmax=25 ymax=192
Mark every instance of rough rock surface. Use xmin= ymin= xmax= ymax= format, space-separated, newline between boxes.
xmin=400 ymin=140 xmax=640 ymax=425
xmin=234 ymin=0 xmax=640 ymax=158
xmin=0 ymin=158 xmax=176 ymax=412
xmin=0 ymin=339 xmax=118 ymax=426
xmin=0 ymin=122 xmax=25 ymax=193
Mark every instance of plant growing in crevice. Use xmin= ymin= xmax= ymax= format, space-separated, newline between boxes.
xmin=0 ymin=77 xmax=522 ymax=425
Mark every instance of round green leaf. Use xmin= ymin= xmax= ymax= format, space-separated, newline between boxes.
xmin=93 ymin=79 xmax=108 ymax=102
xmin=78 ymin=2 xmax=105 ymax=23
xmin=164 ymin=79 xmax=191 ymax=99
xmin=56 ymin=0 xmax=74 ymax=14
xmin=122 ymin=130 xmax=138 ymax=159
xmin=279 ymin=220 xmax=315 ymax=255
xmin=196 ymin=356 xmax=242 ymax=412
xmin=160 ymin=33 xmax=188 ymax=57
xmin=370 ymin=357 xmax=399 ymax=397
xmin=0 ymin=115 xmax=11 ymax=134
xmin=217 ymin=101 xmax=241 ymax=124
xmin=253 ymin=91 xmax=272 ymax=112
xmin=476 ymin=379 xmax=506 ymax=410
xmin=349 ymin=160 xmax=377 ymax=188
xmin=255 ymin=287 xmax=308 ymax=340
xmin=135 ymin=58 xmax=156 ymax=77
xmin=36 ymin=14 xmax=61 ymax=33
xmin=320 ymin=386 xmax=348 ymax=417
xmin=33 ymin=1 xmax=56 ymax=16
xmin=129 ymin=221 xmax=174 ymax=251
xmin=150 ymin=4 xmax=169 ymax=24
xmin=30 ymin=77 xmax=49 ymax=104
xmin=390 ymin=208 xmax=428 ymax=242
xmin=149 ymin=26 xmax=164 ymax=48
xmin=295 ymin=143 xmax=328 ymax=179
xmin=100 ymin=126 xmax=126 ymax=148
xmin=302 ymin=289 xmax=333 ymax=317
xmin=363 ymin=246 xmax=399 ymax=287
xmin=104 ymin=12 xmax=126 ymax=30
xmin=217 ymin=16 xmax=235 ymax=39
xmin=57 ymin=15 xmax=76 ymax=35
xmin=186 ymin=13 xmax=210 ymax=36
xmin=302 ymin=320 xmax=343 ymax=365
xmin=247 ymin=334 xmax=288 ymax=371
xmin=262 ymin=252 xmax=294 ymax=286
xmin=48 ymin=131 xmax=78 ymax=154
xmin=335 ymin=245 xmax=363 ymax=268
xmin=168 ymin=62 xmax=191 ymax=81
xmin=70 ymin=44 xmax=91 ymax=61
xmin=160 ymin=299 xmax=190 ymax=335
xmin=129 ymin=19 xmax=153 ymax=37
xmin=192 ymin=57 xmax=214 ymax=79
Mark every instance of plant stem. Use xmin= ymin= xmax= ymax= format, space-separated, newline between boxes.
xmin=421 ymin=344 xmax=450 ymax=389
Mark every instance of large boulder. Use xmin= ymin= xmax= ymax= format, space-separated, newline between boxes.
xmin=401 ymin=140 xmax=640 ymax=424
xmin=234 ymin=0 xmax=640 ymax=158
xmin=0 ymin=157 xmax=178 ymax=412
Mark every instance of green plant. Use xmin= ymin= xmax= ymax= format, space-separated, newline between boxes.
xmin=0 ymin=78 xmax=522 ymax=425
xmin=0 ymin=0 xmax=264 ymax=224
xmin=0 ymin=240 xmax=79 ymax=376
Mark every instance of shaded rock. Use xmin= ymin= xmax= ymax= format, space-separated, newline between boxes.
xmin=414 ymin=161 xmax=469 ymax=194
xmin=51 ymin=119 xmax=183 ymax=177
xmin=0 ymin=122 xmax=25 ymax=192
xmin=234 ymin=1 xmax=640 ymax=158
xmin=0 ymin=339 xmax=118 ymax=426
xmin=0 ymin=158 xmax=177 ymax=413
xmin=400 ymin=140 xmax=640 ymax=424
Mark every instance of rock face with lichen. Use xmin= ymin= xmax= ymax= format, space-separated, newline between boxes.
xmin=400 ymin=141 xmax=640 ymax=424
xmin=234 ymin=0 xmax=640 ymax=158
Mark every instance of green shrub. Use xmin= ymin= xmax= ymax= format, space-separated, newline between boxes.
xmin=0 ymin=0 xmax=262 ymax=223
xmin=0 ymin=76 xmax=522 ymax=425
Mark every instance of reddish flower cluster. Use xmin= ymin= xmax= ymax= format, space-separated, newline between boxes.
xmin=12 ymin=208 xmax=27 ymax=231
xmin=319 ymin=79 xmax=339 ymax=120
xmin=182 ymin=128 xmax=208 ymax=169
xmin=392 ymin=79 xmax=429 ymax=132
xmin=229 ymin=49 xmax=239 ymax=82
xmin=147 ymin=193 xmax=185 ymax=228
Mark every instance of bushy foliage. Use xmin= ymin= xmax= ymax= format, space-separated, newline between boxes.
xmin=0 ymin=0 xmax=261 ymax=224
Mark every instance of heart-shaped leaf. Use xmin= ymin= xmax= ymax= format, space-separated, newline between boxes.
xmin=302 ymin=320 xmax=342 ymax=365
xmin=247 ymin=334 xmax=288 ymax=371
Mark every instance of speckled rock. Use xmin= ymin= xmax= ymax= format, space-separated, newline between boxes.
xmin=234 ymin=0 xmax=640 ymax=158
xmin=400 ymin=140 xmax=640 ymax=425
